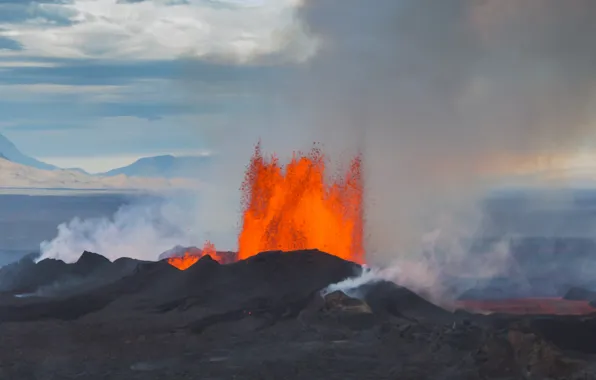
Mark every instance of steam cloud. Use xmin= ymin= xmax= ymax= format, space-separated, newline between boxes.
xmin=267 ymin=0 xmax=596 ymax=301
xmin=39 ymin=1 xmax=596 ymax=302
xmin=38 ymin=192 xmax=239 ymax=263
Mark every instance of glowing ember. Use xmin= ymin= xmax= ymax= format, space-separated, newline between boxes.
xmin=237 ymin=142 xmax=364 ymax=263
xmin=168 ymin=241 xmax=219 ymax=270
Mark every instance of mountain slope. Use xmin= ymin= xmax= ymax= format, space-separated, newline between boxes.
xmin=0 ymin=157 xmax=199 ymax=190
xmin=0 ymin=133 xmax=57 ymax=171
xmin=101 ymin=155 xmax=211 ymax=179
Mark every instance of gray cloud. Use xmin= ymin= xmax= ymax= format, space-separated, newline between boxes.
xmin=202 ymin=0 xmax=596 ymax=280
xmin=232 ymin=0 xmax=588 ymax=301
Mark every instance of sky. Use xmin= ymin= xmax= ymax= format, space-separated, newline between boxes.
xmin=1 ymin=0 xmax=596 ymax=177
xmin=0 ymin=0 xmax=314 ymax=173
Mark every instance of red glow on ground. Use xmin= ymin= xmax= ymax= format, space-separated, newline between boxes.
xmin=457 ymin=297 xmax=596 ymax=316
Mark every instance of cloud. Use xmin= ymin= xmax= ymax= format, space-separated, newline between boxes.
xmin=0 ymin=83 xmax=123 ymax=98
xmin=0 ymin=0 xmax=315 ymax=62
xmin=185 ymin=0 xmax=596 ymax=300
xmin=0 ymin=1 xmax=75 ymax=25
xmin=0 ymin=36 xmax=21 ymax=50
xmin=0 ymin=57 xmax=285 ymax=86
xmin=2 ymin=113 xmax=226 ymax=159
xmin=0 ymin=56 xmax=270 ymax=160
xmin=0 ymin=60 xmax=60 ymax=68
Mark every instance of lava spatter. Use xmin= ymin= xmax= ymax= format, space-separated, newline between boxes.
xmin=237 ymin=142 xmax=364 ymax=263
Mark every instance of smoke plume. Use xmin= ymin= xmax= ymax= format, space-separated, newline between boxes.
xmin=38 ymin=191 xmax=239 ymax=263
xmin=256 ymin=0 xmax=596 ymax=300
xmin=38 ymin=1 xmax=596 ymax=301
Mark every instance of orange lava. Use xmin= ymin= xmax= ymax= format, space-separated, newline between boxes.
xmin=167 ymin=241 xmax=219 ymax=270
xmin=458 ymin=298 xmax=596 ymax=316
xmin=237 ymin=142 xmax=364 ymax=263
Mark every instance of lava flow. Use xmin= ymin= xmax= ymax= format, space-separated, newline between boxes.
xmin=237 ymin=142 xmax=364 ymax=263
xmin=168 ymin=241 xmax=218 ymax=270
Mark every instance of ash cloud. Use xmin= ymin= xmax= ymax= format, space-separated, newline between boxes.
xmin=259 ymin=0 xmax=596 ymax=300
xmin=36 ymin=1 xmax=596 ymax=301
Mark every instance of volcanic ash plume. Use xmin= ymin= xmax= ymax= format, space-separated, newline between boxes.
xmin=37 ymin=1 xmax=596 ymax=302
xmin=246 ymin=0 xmax=596 ymax=299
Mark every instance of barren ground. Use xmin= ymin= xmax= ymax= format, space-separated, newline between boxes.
xmin=2 ymin=250 xmax=596 ymax=380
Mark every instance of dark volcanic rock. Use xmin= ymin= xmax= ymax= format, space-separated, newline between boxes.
xmin=0 ymin=255 xmax=69 ymax=294
xmin=5 ymin=249 xmax=596 ymax=379
xmin=506 ymin=328 xmax=581 ymax=378
xmin=158 ymin=250 xmax=362 ymax=320
xmin=360 ymin=280 xmax=454 ymax=322
xmin=313 ymin=291 xmax=378 ymax=330
xmin=531 ymin=317 xmax=596 ymax=354
xmin=0 ymin=249 xmax=361 ymax=324
xmin=0 ymin=251 xmax=143 ymax=297
xmin=0 ymin=294 xmax=113 ymax=322
xmin=323 ymin=291 xmax=372 ymax=313
xmin=71 ymin=251 xmax=111 ymax=276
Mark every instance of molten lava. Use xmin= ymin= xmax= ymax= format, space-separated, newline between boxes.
xmin=168 ymin=241 xmax=219 ymax=270
xmin=167 ymin=142 xmax=365 ymax=271
xmin=237 ymin=142 xmax=364 ymax=263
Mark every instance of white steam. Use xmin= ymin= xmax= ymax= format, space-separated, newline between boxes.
xmin=270 ymin=0 xmax=596 ymax=301
xmin=37 ymin=191 xmax=239 ymax=263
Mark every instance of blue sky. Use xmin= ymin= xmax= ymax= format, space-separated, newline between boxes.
xmin=0 ymin=0 xmax=314 ymax=172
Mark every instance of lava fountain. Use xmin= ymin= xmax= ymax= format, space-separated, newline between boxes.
xmin=167 ymin=142 xmax=365 ymax=270
xmin=237 ymin=142 xmax=364 ymax=263
xmin=168 ymin=241 xmax=219 ymax=270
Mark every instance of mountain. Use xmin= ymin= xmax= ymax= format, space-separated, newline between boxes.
xmin=101 ymin=154 xmax=212 ymax=179
xmin=0 ymin=133 xmax=57 ymax=171
xmin=0 ymin=156 xmax=199 ymax=190
xmin=64 ymin=167 xmax=90 ymax=175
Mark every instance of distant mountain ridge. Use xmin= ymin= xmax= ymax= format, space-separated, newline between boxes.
xmin=0 ymin=133 xmax=57 ymax=171
xmin=0 ymin=132 xmax=208 ymax=181
xmin=0 ymin=156 xmax=199 ymax=190
xmin=101 ymin=154 xmax=211 ymax=179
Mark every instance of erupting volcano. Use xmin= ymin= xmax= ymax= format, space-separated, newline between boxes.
xmin=167 ymin=142 xmax=364 ymax=270
xmin=168 ymin=241 xmax=219 ymax=270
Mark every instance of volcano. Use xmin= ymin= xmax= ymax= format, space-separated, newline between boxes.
xmin=3 ymin=249 xmax=596 ymax=379
xmin=6 ymin=148 xmax=596 ymax=379
xmin=237 ymin=143 xmax=364 ymax=263
xmin=163 ymin=241 xmax=237 ymax=269
xmin=166 ymin=143 xmax=365 ymax=271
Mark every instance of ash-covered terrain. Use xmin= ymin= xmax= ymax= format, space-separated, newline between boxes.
xmin=2 ymin=249 xmax=596 ymax=380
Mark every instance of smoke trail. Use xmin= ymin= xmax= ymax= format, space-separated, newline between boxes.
xmin=37 ymin=191 xmax=239 ymax=263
